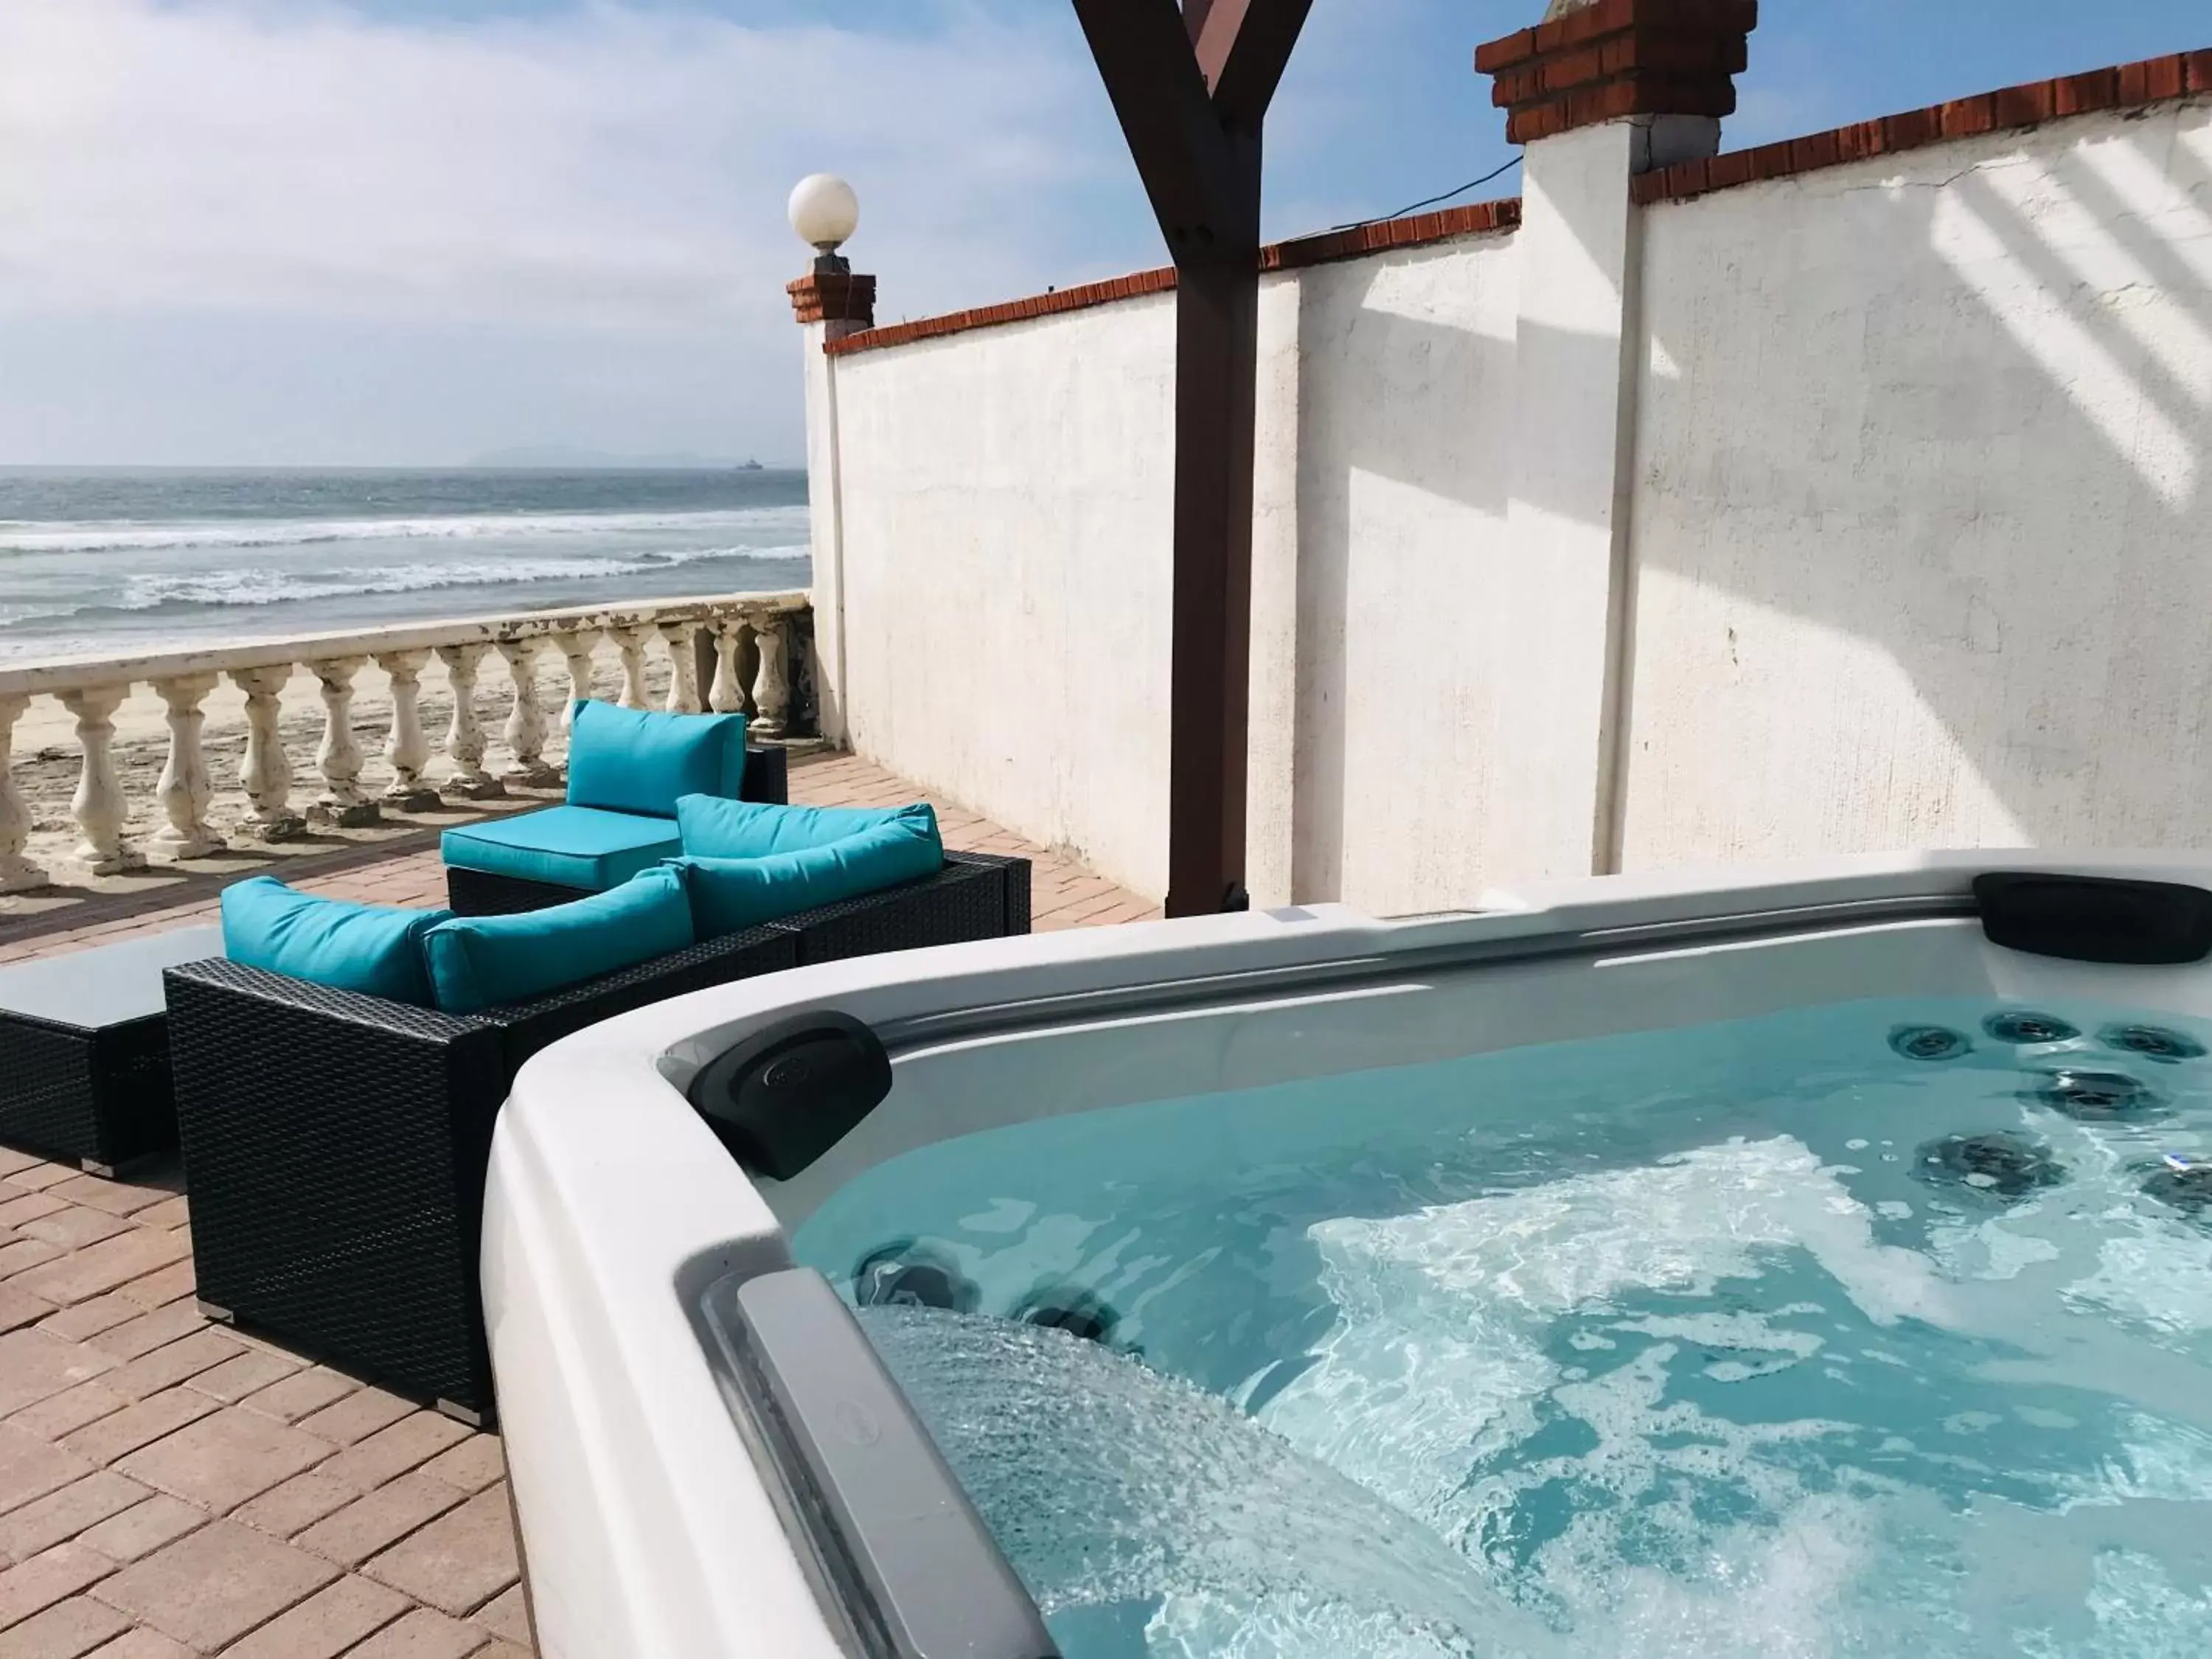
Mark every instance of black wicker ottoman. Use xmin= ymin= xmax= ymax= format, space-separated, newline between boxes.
xmin=0 ymin=924 xmax=223 ymax=1175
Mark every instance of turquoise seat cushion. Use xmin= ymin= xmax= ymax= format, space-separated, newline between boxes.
xmin=441 ymin=806 xmax=682 ymax=894
xmin=221 ymin=876 xmax=448 ymax=1006
xmin=566 ymin=701 xmax=748 ymax=817
xmin=673 ymin=816 xmax=945 ymax=939
xmin=422 ymin=866 xmax=695 ymax=1016
xmin=676 ymin=796 xmax=939 ymax=861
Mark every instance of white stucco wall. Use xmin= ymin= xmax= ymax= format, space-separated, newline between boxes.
xmin=1268 ymin=234 xmax=1523 ymax=912
xmin=1622 ymin=98 xmax=2212 ymax=868
xmin=832 ymin=297 xmax=1179 ymax=898
xmin=829 ymin=229 xmax=1523 ymax=908
xmin=815 ymin=93 xmax=2212 ymax=908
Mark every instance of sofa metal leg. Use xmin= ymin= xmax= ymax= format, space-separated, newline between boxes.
xmin=436 ymin=1397 xmax=487 ymax=1430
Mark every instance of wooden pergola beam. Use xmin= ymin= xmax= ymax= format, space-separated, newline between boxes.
xmin=1190 ymin=0 xmax=1309 ymax=127
xmin=1071 ymin=0 xmax=1311 ymax=917
xmin=1072 ymin=0 xmax=1234 ymax=250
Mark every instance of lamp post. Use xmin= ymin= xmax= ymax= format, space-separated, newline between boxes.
xmin=785 ymin=174 xmax=875 ymax=339
xmin=786 ymin=175 xmax=874 ymax=751
xmin=788 ymin=173 xmax=861 ymax=274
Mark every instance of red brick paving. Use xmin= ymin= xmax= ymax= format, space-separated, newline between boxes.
xmin=0 ymin=751 xmax=1148 ymax=1653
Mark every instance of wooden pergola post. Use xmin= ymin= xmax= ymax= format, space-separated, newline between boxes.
xmin=1072 ymin=0 xmax=1312 ymax=917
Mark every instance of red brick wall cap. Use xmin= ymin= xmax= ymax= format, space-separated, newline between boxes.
xmin=826 ymin=199 xmax=1520 ymax=358
xmin=1476 ymin=0 xmax=1759 ymax=141
xmin=1636 ymin=44 xmax=2212 ymax=206
xmin=789 ymin=271 xmax=877 ymax=327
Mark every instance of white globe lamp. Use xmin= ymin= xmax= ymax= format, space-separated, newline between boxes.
xmin=788 ymin=175 xmax=860 ymax=270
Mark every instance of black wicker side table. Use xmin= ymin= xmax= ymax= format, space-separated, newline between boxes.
xmin=0 ymin=924 xmax=223 ymax=1174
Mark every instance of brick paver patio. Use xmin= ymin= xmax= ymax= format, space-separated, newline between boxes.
xmin=0 ymin=752 xmax=1152 ymax=1655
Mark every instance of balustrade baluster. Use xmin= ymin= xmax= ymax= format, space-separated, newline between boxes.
xmin=749 ymin=615 xmax=792 ymax=737
xmin=375 ymin=649 xmax=440 ymax=810
xmin=660 ymin=621 xmax=703 ymax=714
xmin=59 ymin=686 xmax=145 ymax=874
xmin=557 ymin=630 xmax=599 ymax=734
xmin=436 ymin=643 xmax=504 ymax=799
xmin=309 ymin=656 xmax=378 ymax=827
xmin=150 ymin=675 xmax=223 ymax=859
xmin=707 ymin=623 xmax=746 ymax=714
xmin=232 ymin=666 xmax=306 ymax=841
xmin=497 ymin=639 xmax=561 ymax=787
xmin=612 ymin=627 xmax=651 ymax=710
xmin=734 ymin=623 xmax=761 ymax=717
xmin=0 ymin=695 xmax=49 ymax=891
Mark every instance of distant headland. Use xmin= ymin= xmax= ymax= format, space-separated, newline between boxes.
xmin=465 ymin=445 xmax=778 ymax=470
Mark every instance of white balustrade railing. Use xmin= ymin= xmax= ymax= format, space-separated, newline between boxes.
xmin=0 ymin=591 xmax=809 ymax=888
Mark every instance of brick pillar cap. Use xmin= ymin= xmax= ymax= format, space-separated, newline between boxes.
xmin=788 ymin=271 xmax=876 ymax=328
xmin=1476 ymin=0 xmax=1757 ymax=146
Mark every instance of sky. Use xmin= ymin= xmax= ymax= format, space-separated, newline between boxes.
xmin=1 ymin=0 xmax=2206 ymax=467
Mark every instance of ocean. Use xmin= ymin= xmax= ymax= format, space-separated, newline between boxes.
xmin=0 ymin=468 xmax=812 ymax=667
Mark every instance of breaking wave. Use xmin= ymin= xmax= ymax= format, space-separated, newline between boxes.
xmin=0 ymin=543 xmax=807 ymax=630
xmin=0 ymin=505 xmax=807 ymax=557
xmin=0 ymin=475 xmax=814 ymax=664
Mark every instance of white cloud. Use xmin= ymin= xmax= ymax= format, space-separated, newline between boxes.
xmin=0 ymin=0 xmax=1137 ymax=460
xmin=0 ymin=0 xmax=1110 ymax=324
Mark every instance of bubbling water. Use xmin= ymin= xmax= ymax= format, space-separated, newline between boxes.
xmin=799 ymin=997 xmax=2212 ymax=1656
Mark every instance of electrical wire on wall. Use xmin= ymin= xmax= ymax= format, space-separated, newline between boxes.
xmin=1329 ymin=155 xmax=1523 ymax=233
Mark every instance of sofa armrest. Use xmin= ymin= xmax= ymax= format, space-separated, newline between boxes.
xmin=162 ymin=959 xmax=510 ymax=1411
xmin=166 ymin=958 xmax=489 ymax=1047
xmin=940 ymin=850 xmax=1031 ymax=935
xmin=490 ymin=924 xmax=796 ymax=1070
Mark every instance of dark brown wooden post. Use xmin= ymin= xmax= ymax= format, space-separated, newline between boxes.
xmin=1072 ymin=0 xmax=1310 ymax=917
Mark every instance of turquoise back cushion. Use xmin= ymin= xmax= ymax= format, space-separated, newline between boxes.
xmin=220 ymin=877 xmax=448 ymax=1006
xmin=677 ymin=796 xmax=939 ymax=860
xmin=675 ymin=817 xmax=944 ymax=939
xmin=421 ymin=866 xmax=695 ymax=1016
xmin=566 ymin=702 xmax=748 ymax=818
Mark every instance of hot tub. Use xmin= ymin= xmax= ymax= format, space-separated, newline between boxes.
xmin=482 ymin=853 xmax=2212 ymax=1658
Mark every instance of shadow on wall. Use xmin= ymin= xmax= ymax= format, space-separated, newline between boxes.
xmin=1287 ymin=246 xmax=1517 ymax=903
xmin=1618 ymin=104 xmax=2212 ymax=865
xmin=1276 ymin=103 xmax=2212 ymax=902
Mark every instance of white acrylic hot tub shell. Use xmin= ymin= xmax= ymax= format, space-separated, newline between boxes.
xmin=481 ymin=851 xmax=2212 ymax=1658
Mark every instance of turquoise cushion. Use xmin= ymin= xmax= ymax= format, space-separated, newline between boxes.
xmin=220 ymin=876 xmax=447 ymax=1006
xmin=676 ymin=796 xmax=939 ymax=861
xmin=421 ymin=866 xmax=695 ymax=1016
xmin=674 ymin=817 xmax=944 ymax=939
xmin=442 ymin=805 xmax=681 ymax=894
xmin=566 ymin=701 xmax=747 ymax=817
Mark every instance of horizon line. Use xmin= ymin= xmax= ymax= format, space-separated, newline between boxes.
xmin=0 ymin=461 xmax=807 ymax=473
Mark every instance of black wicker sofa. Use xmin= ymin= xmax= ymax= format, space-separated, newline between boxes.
xmin=163 ymin=849 xmax=1029 ymax=1422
